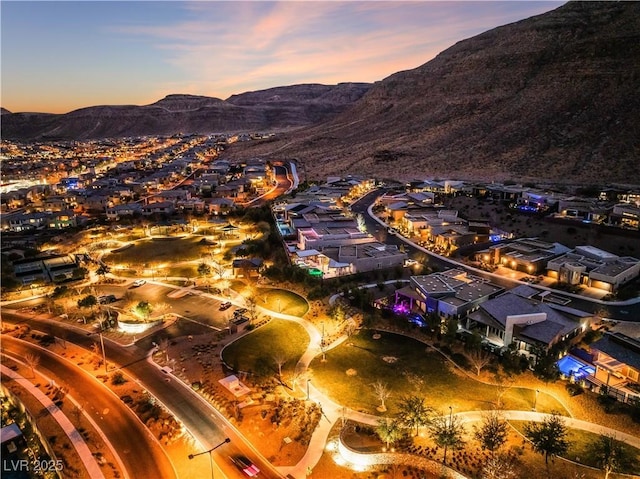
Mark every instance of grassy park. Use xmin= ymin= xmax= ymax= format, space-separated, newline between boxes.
xmin=104 ymin=236 xmax=210 ymax=266
xmin=310 ymin=330 xmax=568 ymax=415
xmin=509 ymin=420 xmax=640 ymax=475
xmin=222 ymin=319 xmax=309 ymax=376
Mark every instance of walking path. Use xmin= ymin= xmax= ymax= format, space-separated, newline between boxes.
xmin=0 ymin=364 xmax=106 ymax=479
xmin=273 ymin=319 xmax=640 ymax=479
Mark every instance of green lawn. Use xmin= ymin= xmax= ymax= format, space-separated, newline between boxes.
xmin=255 ymin=288 xmax=309 ymax=317
xmin=230 ymin=282 xmax=309 ymax=317
xmin=222 ymin=319 xmax=309 ymax=376
xmin=310 ymin=331 xmax=568 ymax=416
xmin=509 ymin=420 xmax=640 ymax=474
xmin=104 ymin=237 xmax=209 ymax=266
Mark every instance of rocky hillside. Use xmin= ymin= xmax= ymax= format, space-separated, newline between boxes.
xmin=0 ymin=84 xmax=371 ymax=141
xmin=228 ymin=1 xmax=640 ymax=185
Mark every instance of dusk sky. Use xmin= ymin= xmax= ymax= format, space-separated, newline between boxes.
xmin=2 ymin=1 xmax=564 ymax=114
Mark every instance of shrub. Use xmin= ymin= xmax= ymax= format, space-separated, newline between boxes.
xmin=566 ymin=383 xmax=583 ymax=396
xmin=111 ymin=371 xmax=127 ymax=385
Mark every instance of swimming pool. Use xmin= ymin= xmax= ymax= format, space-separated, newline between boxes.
xmin=557 ymin=355 xmax=595 ymax=380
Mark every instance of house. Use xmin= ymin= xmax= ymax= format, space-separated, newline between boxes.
xmin=476 ymin=238 xmax=571 ymax=275
xmin=556 ymin=197 xmax=611 ymax=223
xmin=589 ymin=330 xmax=640 ymax=404
xmin=394 ymin=269 xmax=503 ymax=319
xmin=466 ymin=289 xmax=592 ymax=359
xmin=141 ymin=201 xmax=175 ymax=216
xmin=335 ymin=242 xmax=406 ymax=273
xmin=106 ymin=203 xmax=142 ymax=220
xmin=547 ymin=246 xmax=640 ymax=292
xmin=610 ymin=203 xmax=640 ymax=230
xmin=206 ymin=197 xmax=235 ymax=216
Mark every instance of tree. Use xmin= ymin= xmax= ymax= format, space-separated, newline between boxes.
xmin=158 ymin=337 xmax=170 ymax=362
xmin=197 ymin=262 xmax=211 ymax=278
xmin=588 ymin=434 xmax=629 ymax=479
xmin=524 ymin=413 xmax=569 ymax=474
xmin=464 ymin=349 xmax=493 ymax=377
xmin=272 ymin=352 xmax=288 ymax=379
xmin=443 ymin=317 xmax=458 ymax=343
xmin=134 ymin=301 xmax=153 ymax=320
xmin=376 ymin=418 xmax=403 ymax=450
xmin=24 ymin=353 xmax=40 ymax=378
xmin=474 ymin=411 xmax=509 ymax=455
xmin=77 ymin=294 xmax=97 ymax=310
xmin=533 ymin=348 xmax=560 ymax=383
xmin=245 ymin=296 xmax=259 ymax=324
xmin=372 ymin=381 xmax=391 ymax=412
xmin=481 ymin=453 xmax=518 ymax=479
xmin=429 ymin=410 xmax=466 ymax=465
xmin=396 ymin=395 xmax=433 ymax=436
xmin=211 ymin=261 xmax=226 ymax=280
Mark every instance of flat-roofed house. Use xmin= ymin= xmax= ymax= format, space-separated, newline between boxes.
xmin=466 ymin=291 xmax=591 ymax=359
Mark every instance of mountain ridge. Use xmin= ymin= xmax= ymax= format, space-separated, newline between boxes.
xmin=2 ymin=2 xmax=639 ymax=184
xmin=225 ymin=1 xmax=640 ymax=184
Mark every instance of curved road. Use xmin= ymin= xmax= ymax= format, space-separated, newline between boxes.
xmin=351 ymin=189 xmax=640 ymax=321
xmin=1 ymin=335 xmax=174 ymax=479
xmin=1 ymin=310 xmax=283 ymax=479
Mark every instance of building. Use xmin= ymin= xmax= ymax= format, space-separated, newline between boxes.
xmin=394 ymin=269 xmax=503 ymax=319
xmin=466 ymin=287 xmax=592 ymax=358
xmin=476 ymin=238 xmax=571 ymax=274
xmin=589 ymin=331 xmax=640 ymax=404
xmin=334 ymin=242 xmax=406 ymax=274
xmin=547 ymin=246 xmax=640 ymax=292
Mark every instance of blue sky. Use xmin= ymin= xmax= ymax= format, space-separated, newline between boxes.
xmin=1 ymin=1 xmax=564 ymax=113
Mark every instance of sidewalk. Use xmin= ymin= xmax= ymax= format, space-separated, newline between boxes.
xmin=1 ymin=365 xmax=106 ymax=479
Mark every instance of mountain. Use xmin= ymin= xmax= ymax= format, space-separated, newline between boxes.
xmin=3 ymin=2 xmax=639 ymax=185
xmin=0 ymin=84 xmax=371 ymax=141
xmin=226 ymin=1 xmax=640 ymax=185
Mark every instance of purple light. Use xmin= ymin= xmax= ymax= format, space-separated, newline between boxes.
xmin=392 ymin=303 xmax=410 ymax=314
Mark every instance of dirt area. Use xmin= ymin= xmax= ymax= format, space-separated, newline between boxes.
xmin=1 ymin=351 xmax=121 ymax=479
xmin=1 ymin=322 xmax=184 ymax=479
xmin=153 ymin=327 xmax=319 ymax=467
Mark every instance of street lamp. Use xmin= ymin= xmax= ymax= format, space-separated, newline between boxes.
xmin=307 ymin=379 xmax=311 ymax=401
xmin=533 ymin=389 xmax=539 ymax=411
xmin=99 ymin=332 xmax=108 ymax=373
xmin=188 ymin=437 xmax=230 ymax=479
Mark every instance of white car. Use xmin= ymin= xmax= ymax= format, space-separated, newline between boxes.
xmin=132 ymin=279 xmax=146 ymax=287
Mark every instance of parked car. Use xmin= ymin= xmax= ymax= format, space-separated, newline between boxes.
xmin=132 ymin=279 xmax=146 ymax=287
xmin=233 ymin=308 xmax=248 ymax=316
xmin=219 ymin=301 xmax=232 ymax=311
xmin=230 ymin=456 xmax=260 ymax=477
xmin=98 ymin=294 xmax=116 ymax=304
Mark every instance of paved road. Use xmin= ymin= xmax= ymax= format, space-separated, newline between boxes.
xmin=351 ymin=189 xmax=640 ymax=321
xmin=1 ymin=310 xmax=284 ymax=479
xmin=1 ymin=335 xmax=174 ymax=479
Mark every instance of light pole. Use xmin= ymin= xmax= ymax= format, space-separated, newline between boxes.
xmin=307 ymin=379 xmax=311 ymax=401
xmin=533 ymin=389 xmax=539 ymax=411
xmin=188 ymin=437 xmax=230 ymax=479
xmin=99 ymin=332 xmax=107 ymax=373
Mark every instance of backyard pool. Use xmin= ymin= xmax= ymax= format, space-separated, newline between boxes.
xmin=557 ymin=355 xmax=595 ymax=380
